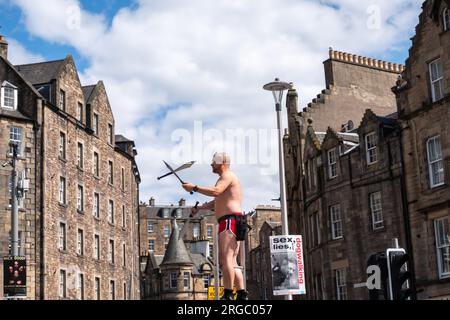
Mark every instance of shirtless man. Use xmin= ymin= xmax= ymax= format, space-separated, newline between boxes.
xmin=182 ymin=152 xmax=248 ymax=300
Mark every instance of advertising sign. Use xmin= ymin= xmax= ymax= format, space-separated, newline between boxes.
xmin=3 ymin=256 xmax=26 ymax=297
xmin=207 ymin=286 xmax=237 ymax=300
xmin=270 ymin=235 xmax=306 ymax=296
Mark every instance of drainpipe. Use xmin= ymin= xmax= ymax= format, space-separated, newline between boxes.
xmin=398 ymin=125 xmax=417 ymax=300
xmin=38 ymin=99 xmax=46 ymax=300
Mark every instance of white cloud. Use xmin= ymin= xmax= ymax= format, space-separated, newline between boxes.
xmin=11 ymin=0 xmax=423 ymax=211
xmin=7 ymin=38 xmax=45 ymax=65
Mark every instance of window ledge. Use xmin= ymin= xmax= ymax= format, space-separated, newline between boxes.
xmin=94 ymin=216 xmax=101 ymax=222
xmin=58 ymin=249 xmax=68 ymax=254
xmin=94 ymin=175 xmax=100 ymax=180
xmin=59 ymin=203 xmax=68 ymax=208
xmin=77 ymin=209 xmax=85 ymax=215
xmin=59 ymin=157 xmax=67 ymax=163
xmin=77 ymin=166 xmax=84 ymax=172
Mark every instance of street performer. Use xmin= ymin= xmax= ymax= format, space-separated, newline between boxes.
xmin=182 ymin=152 xmax=248 ymax=300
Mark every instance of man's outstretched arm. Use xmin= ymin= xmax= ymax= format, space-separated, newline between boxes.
xmin=182 ymin=172 xmax=232 ymax=197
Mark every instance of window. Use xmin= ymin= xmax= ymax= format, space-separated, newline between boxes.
xmin=94 ymin=192 xmax=100 ymax=219
xmin=93 ymin=152 xmax=99 ymax=176
xmin=209 ymin=244 xmax=214 ymax=258
xmin=59 ymin=222 xmax=66 ymax=251
xmin=429 ymin=58 xmax=444 ymax=102
xmin=330 ymin=205 xmax=343 ymax=240
xmin=183 ymin=272 xmax=190 ymax=289
xmin=109 ymin=280 xmax=115 ymax=300
xmin=94 ymin=277 xmax=101 ymax=300
xmin=1 ymin=81 xmax=18 ymax=110
xmin=78 ymin=273 xmax=85 ymax=300
xmin=444 ymin=8 xmax=450 ymax=31
xmin=77 ymin=143 xmax=84 ymax=168
xmin=203 ymin=275 xmax=210 ymax=289
xmin=94 ymin=234 xmax=100 ymax=260
xmin=122 ymin=205 xmax=126 ymax=228
xmin=193 ymin=224 xmax=200 ymax=238
xmin=122 ymin=243 xmax=126 ymax=267
xmin=77 ymin=102 xmax=83 ymax=122
xmin=163 ymin=208 xmax=170 ymax=218
xmin=59 ymin=89 xmax=66 ymax=111
xmin=9 ymin=126 xmax=23 ymax=156
xmin=121 ymin=168 xmax=125 ymax=190
xmin=147 ymin=221 xmax=154 ymax=233
xmin=310 ymin=212 xmax=320 ymax=247
xmin=328 ymin=148 xmax=338 ymax=178
xmin=427 ymin=136 xmax=445 ymax=188
xmin=176 ymin=208 xmax=182 ymax=219
xmin=108 ymin=124 xmax=113 ymax=145
xmin=306 ymin=158 xmax=317 ymax=190
xmin=370 ymin=192 xmax=384 ymax=230
xmin=77 ymin=229 xmax=84 ymax=255
xmin=123 ymin=283 xmax=127 ymax=300
xmin=59 ymin=132 xmax=66 ymax=159
xmin=108 ymin=161 xmax=114 ymax=184
xmin=93 ymin=113 xmax=99 ymax=135
xmin=59 ymin=177 xmax=66 ymax=204
xmin=170 ymin=272 xmax=177 ymax=289
xmin=109 ymin=239 xmax=115 ymax=264
xmin=77 ymin=185 xmax=84 ymax=212
xmin=148 ymin=239 xmax=155 ymax=252
xmin=108 ymin=200 xmax=114 ymax=224
xmin=164 ymin=224 xmax=171 ymax=238
xmin=59 ymin=270 xmax=67 ymax=298
xmin=207 ymin=226 xmax=213 ymax=239
xmin=365 ymin=132 xmax=378 ymax=165
xmin=335 ymin=269 xmax=347 ymax=300
xmin=434 ymin=217 xmax=450 ymax=278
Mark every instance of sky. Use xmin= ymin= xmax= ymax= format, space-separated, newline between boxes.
xmin=0 ymin=0 xmax=423 ymax=212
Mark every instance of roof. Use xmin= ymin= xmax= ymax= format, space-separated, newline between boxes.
xmin=15 ymin=59 xmax=65 ymax=85
xmin=161 ymin=219 xmax=194 ymax=266
xmin=82 ymin=85 xmax=96 ymax=103
xmin=144 ymin=205 xmax=215 ymax=221
xmin=115 ymin=134 xmax=133 ymax=143
xmin=189 ymin=253 xmax=213 ymax=275
xmin=0 ymin=108 xmax=32 ymax=121
xmin=266 ymin=221 xmax=282 ymax=229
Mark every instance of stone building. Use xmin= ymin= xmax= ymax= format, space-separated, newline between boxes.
xmin=245 ymin=205 xmax=281 ymax=298
xmin=283 ymin=50 xmax=404 ymax=299
xmin=141 ymin=219 xmax=215 ymax=300
xmin=299 ymin=110 xmax=408 ymax=300
xmin=0 ymin=36 xmax=141 ymax=300
xmin=139 ymin=198 xmax=217 ymax=259
xmin=393 ymin=0 xmax=450 ymax=299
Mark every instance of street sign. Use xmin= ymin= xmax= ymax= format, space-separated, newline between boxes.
xmin=270 ymin=235 xmax=306 ymax=296
xmin=3 ymin=256 xmax=26 ymax=298
xmin=207 ymin=286 xmax=237 ymax=300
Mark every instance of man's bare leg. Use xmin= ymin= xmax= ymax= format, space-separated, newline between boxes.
xmin=219 ymin=231 xmax=239 ymax=290
xmin=233 ymin=242 xmax=245 ymax=290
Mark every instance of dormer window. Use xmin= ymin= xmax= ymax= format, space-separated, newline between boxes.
xmin=429 ymin=59 xmax=444 ymax=102
xmin=176 ymin=209 xmax=182 ymax=219
xmin=163 ymin=208 xmax=170 ymax=219
xmin=444 ymin=8 xmax=450 ymax=31
xmin=1 ymin=81 xmax=18 ymax=110
xmin=365 ymin=132 xmax=378 ymax=165
xmin=327 ymin=148 xmax=338 ymax=179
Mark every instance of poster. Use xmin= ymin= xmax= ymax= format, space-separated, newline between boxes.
xmin=270 ymin=235 xmax=306 ymax=296
xmin=3 ymin=256 xmax=27 ymax=297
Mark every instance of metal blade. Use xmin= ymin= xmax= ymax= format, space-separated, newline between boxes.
xmin=163 ymin=160 xmax=184 ymax=184
xmin=157 ymin=161 xmax=196 ymax=180
xmin=180 ymin=201 xmax=199 ymax=239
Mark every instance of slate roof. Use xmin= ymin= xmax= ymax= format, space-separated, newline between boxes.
xmin=144 ymin=205 xmax=214 ymax=221
xmin=160 ymin=219 xmax=194 ymax=266
xmin=82 ymin=85 xmax=96 ymax=103
xmin=0 ymin=108 xmax=32 ymax=121
xmin=14 ymin=59 xmax=65 ymax=85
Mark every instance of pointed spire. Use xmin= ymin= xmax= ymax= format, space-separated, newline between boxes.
xmin=161 ymin=219 xmax=193 ymax=266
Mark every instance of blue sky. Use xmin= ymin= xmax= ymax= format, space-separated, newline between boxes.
xmin=1 ymin=0 xmax=424 ymax=210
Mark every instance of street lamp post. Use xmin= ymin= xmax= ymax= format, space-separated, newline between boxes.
xmin=263 ymin=78 xmax=293 ymax=300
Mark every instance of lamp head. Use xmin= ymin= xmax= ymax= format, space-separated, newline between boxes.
xmin=263 ymin=78 xmax=293 ymax=108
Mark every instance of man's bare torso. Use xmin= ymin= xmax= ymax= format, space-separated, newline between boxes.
xmin=215 ymin=171 xmax=242 ymax=219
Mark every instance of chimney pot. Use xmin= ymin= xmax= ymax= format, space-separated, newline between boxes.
xmin=0 ymin=35 xmax=8 ymax=60
xmin=149 ymin=197 xmax=155 ymax=206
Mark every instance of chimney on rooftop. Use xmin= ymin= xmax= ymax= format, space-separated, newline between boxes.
xmin=179 ymin=198 xmax=186 ymax=207
xmin=149 ymin=197 xmax=155 ymax=206
xmin=0 ymin=35 xmax=8 ymax=60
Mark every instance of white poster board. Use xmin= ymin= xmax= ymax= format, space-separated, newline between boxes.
xmin=270 ymin=235 xmax=306 ymax=296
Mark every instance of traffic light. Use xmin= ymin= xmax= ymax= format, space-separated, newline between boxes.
xmin=387 ymin=249 xmax=412 ymax=300
xmin=367 ymin=252 xmax=388 ymax=300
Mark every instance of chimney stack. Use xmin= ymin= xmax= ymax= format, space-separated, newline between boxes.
xmin=149 ymin=197 xmax=155 ymax=206
xmin=179 ymin=198 xmax=186 ymax=207
xmin=0 ymin=35 xmax=8 ymax=60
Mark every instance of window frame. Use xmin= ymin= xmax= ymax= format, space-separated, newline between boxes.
xmin=444 ymin=8 xmax=450 ymax=31
xmin=369 ymin=192 xmax=384 ymax=230
xmin=434 ymin=217 xmax=450 ymax=279
xmin=335 ymin=269 xmax=347 ymax=300
xmin=59 ymin=132 xmax=66 ymax=160
xmin=108 ymin=160 xmax=114 ymax=185
xmin=77 ymin=102 xmax=83 ymax=123
xmin=327 ymin=148 xmax=338 ymax=179
xmin=183 ymin=272 xmax=190 ymax=290
xmin=77 ymin=142 xmax=84 ymax=169
xmin=109 ymin=239 xmax=115 ymax=264
xmin=93 ymin=192 xmax=100 ymax=219
xmin=109 ymin=280 xmax=115 ymax=300
xmin=59 ymin=89 xmax=66 ymax=111
xmin=59 ymin=269 xmax=67 ymax=298
xmin=59 ymin=222 xmax=67 ymax=251
xmin=164 ymin=224 xmax=171 ymax=238
xmin=94 ymin=277 xmax=101 ymax=300
xmin=427 ymin=136 xmax=445 ymax=188
xmin=429 ymin=58 xmax=445 ymax=102
xmin=365 ymin=132 xmax=378 ymax=165
xmin=78 ymin=273 xmax=85 ymax=300
xmin=1 ymin=81 xmax=18 ymax=110
xmin=93 ymin=151 xmax=99 ymax=177
xmin=77 ymin=185 xmax=84 ymax=212
xmin=94 ymin=234 xmax=100 ymax=260
xmin=170 ymin=272 xmax=177 ymax=289
xmin=108 ymin=200 xmax=115 ymax=224
xmin=77 ymin=228 xmax=84 ymax=256
xmin=330 ymin=205 xmax=343 ymax=240
xmin=148 ymin=239 xmax=155 ymax=252
xmin=93 ymin=113 xmax=99 ymax=135
xmin=9 ymin=126 xmax=23 ymax=157
xmin=59 ymin=176 xmax=66 ymax=205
